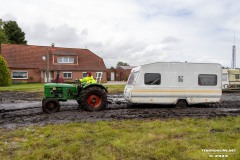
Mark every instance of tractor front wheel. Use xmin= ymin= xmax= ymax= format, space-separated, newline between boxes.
xmin=42 ymin=98 xmax=60 ymax=113
xmin=80 ymin=87 xmax=107 ymax=111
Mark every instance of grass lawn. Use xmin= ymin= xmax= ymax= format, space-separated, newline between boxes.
xmin=0 ymin=83 xmax=125 ymax=94
xmin=0 ymin=117 xmax=239 ymax=160
xmin=0 ymin=83 xmax=44 ymax=92
xmin=104 ymin=84 xmax=125 ymax=94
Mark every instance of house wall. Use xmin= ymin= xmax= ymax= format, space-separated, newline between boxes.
xmin=107 ymin=68 xmax=116 ymax=81
xmin=125 ymin=69 xmax=132 ymax=81
xmin=116 ymin=68 xmax=132 ymax=81
xmin=53 ymin=71 xmax=107 ymax=83
xmin=10 ymin=69 xmax=107 ymax=83
xmin=28 ymin=69 xmax=42 ymax=82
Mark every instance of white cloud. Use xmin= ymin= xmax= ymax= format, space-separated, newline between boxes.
xmin=25 ymin=23 xmax=84 ymax=47
xmin=1 ymin=0 xmax=240 ymax=68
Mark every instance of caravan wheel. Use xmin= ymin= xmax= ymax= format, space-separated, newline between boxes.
xmin=176 ymin=100 xmax=188 ymax=108
xmin=224 ymin=84 xmax=229 ymax=89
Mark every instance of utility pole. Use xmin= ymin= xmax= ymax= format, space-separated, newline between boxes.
xmin=231 ymin=32 xmax=236 ymax=69
xmin=43 ymin=48 xmax=49 ymax=83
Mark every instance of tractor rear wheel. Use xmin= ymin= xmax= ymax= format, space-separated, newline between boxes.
xmin=42 ymin=98 xmax=60 ymax=113
xmin=77 ymin=100 xmax=81 ymax=105
xmin=76 ymin=100 xmax=83 ymax=109
xmin=80 ymin=86 xmax=107 ymax=111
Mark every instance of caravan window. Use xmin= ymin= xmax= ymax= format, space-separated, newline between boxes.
xmin=144 ymin=73 xmax=161 ymax=85
xmin=222 ymin=74 xmax=228 ymax=81
xmin=198 ymin=74 xmax=217 ymax=86
xmin=235 ymin=74 xmax=240 ymax=80
xmin=127 ymin=72 xmax=138 ymax=85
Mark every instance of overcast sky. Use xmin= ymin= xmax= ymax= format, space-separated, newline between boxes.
xmin=1 ymin=0 xmax=240 ymax=68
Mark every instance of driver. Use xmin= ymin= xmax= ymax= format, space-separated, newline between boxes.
xmin=79 ymin=72 xmax=96 ymax=84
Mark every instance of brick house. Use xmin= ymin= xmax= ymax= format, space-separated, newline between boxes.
xmin=115 ymin=66 xmax=137 ymax=81
xmin=0 ymin=44 xmax=107 ymax=83
xmin=106 ymin=68 xmax=116 ymax=81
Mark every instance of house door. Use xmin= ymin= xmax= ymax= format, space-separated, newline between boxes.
xmin=96 ymin=72 xmax=103 ymax=83
xmin=120 ymin=73 xmax=123 ymax=81
xmin=111 ymin=72 xmax=115 ymax=81
xmin=44 ymin=71 xmax=53 ymax=83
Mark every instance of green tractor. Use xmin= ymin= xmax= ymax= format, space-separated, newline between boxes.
xmin=42 ymin=78 xmax=108 ymax=113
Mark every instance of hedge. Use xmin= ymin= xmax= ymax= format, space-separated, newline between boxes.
xmin=0 ymin=55 xmax=11 ymax=86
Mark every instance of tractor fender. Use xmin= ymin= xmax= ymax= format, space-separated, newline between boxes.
xmin=83 ymin=84 xmax=108 ymax=93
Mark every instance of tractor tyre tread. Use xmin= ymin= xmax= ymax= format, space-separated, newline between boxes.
xmin=42 ymin=98 xmax=60 ymax=113
xmin=80 ymin=86 xmax=107 ymax=111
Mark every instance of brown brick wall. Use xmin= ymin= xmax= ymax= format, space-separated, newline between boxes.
xmin=53 ymin=71 xmax=107 ymax=83
xmin=116 ymin=68 xmax=132 ymax=81
xmin=28 ymin=69 xmax=42 ymax=82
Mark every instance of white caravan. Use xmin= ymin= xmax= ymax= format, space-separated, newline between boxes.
xmin=124 ymin=62 xmax=222 ymax=107
xmin=222 ymin=69 xmax=229 ymax=90
xmin=222 ymin=68 xmax=240 ymax=91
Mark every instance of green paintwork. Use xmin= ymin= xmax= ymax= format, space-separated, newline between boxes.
xmin=43 ymin=83 xmax=107 ymax=101
xmin=44 ymin=83 xmax=76 ymax=88
xmin=44 ymin=83 xmax=77 ymax=101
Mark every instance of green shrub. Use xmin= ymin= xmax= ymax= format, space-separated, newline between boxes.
xmin=0 ymin=55 xmax=11 ymax=86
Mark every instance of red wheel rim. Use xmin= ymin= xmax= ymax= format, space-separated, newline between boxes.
xmin=87 ymin=95 xmax=102 ymax=108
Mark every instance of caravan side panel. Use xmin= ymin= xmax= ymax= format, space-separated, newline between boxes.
xmin=124 ymin=62 xmax=222 ymax=105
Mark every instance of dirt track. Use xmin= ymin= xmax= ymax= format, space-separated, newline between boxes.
xmin=0 ymin=91 xmax=240 ymax=128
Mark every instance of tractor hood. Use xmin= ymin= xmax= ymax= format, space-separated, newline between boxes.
xmin=44 ymin=83 xmax=75 ymax=88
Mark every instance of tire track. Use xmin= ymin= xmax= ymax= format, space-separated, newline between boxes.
xmin=0 ymin=93 xmax=240 ymax=128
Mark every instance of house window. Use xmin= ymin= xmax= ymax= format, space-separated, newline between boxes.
xmin=57 ymin=57 xmax=74 ymax=63
xmin=144 ymin=73 xmax=161 ymax=85
xmin=96 ymin=72 xmax=102 ymax=79
xmin=63 ymin=72 xmax=72 ymax=78
xmin=198 ymin=74 xmax=217 ymax=86
xmin=82 ymin=72 xmax=87 ymax=78
xmin=96 ymin=72 xmax=102 ymax=82
xmin=96 ymin=72 xmax=102 ymax=78
xmin=12 ymin=71 xmax=28 ymax=79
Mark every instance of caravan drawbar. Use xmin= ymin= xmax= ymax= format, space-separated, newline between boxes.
xmin=124 ymin=62 xmax=222 ymax=107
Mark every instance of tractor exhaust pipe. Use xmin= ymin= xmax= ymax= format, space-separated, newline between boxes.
xmin=56 ymin=71 xmax=59 ymax=83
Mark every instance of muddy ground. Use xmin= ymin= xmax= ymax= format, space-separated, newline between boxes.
xmin=0 ymin=91 xmax=240 ymax=128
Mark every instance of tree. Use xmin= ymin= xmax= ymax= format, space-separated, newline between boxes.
xmin=110 ymin=66 xmax=115 ymax=69
xmin=0 ymin=29 xmax=9 ymax=44
xmin=0 ymin=19 xmax=3 ymax=28
xmin=116 ymin=61 xmax=129 ymax=67
xmin=0 ymin=19 xmax=9 ymax=44
xmin=0 ymin=55 xmax=11 ymax=86
xmin=3 ymin=21 xmax=27 ymax=44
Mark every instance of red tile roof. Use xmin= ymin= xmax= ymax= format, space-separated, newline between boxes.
xmin=0 ymin=44 xmax=106 ymax=71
